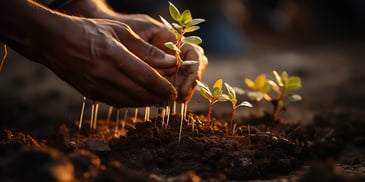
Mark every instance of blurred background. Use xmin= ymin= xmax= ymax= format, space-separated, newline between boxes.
xmin=1 ymin=0 xmax=365 ymax=135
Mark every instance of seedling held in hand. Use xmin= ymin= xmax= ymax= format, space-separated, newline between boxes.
xmin=160 ymin=2 xmax=205 ymax=72
xmin=224 ymin=82 xmax=252 ymax=135
xmin=196 ymin=79 xmax=229 ymax=127
xmin=269 ymin=70 xmax=302 ymax=120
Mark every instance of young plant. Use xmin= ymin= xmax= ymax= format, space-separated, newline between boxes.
xmin=244 ymin=74 xmax=271 ymax=115
xmin=160 ymin=2 xmax=205 ymax=74
xmin=196 ymin=79 xmax=229 ymax=127
xmin=268 ymin=70 xmax=302 ymax=120
xmin=224 ymin=82 xmax=252 ymax=135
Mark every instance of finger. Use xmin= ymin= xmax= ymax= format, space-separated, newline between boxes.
xmin=108 ymin=40 xmax=177 ymax=101
xmin=111 ymin=23 xmax=177 ymax=69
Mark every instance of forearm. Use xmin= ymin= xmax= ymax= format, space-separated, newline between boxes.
xmin=0 ymin=0 xmax=69 ymax=63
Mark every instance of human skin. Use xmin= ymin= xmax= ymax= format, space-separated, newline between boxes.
xmin=0 ymin=0 xmax=179 ymax=107
xmin=59 ymin=0 xmax=208 ymax=103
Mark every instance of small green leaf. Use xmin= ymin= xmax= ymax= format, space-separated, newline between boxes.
xmin=196 ymin=80 xmax=212 ymax=100
xmin=224 ymin=82 xmax=236 ymax=101
xmin=213 ymin=79 xmax=223 ymax=98
xmin=244 ymin=78 xmax=255 ymax=90
xmin=181 ymin=10 xmax=192 ymax=24
xmin=182 ymin=36 xmax=202 ymax=45
xmin=160 ymin=16 xmax=172 ymax=29
xmin=247 ymin=91 xmax=264 ymax=101
xmin=282 ymin=71 xmax=288 ymax=86
xmin=188 ymin=18 xmax=205 ymax=26
xmin=237 ymin=101 xmax=253 ymax=108
xmin=184 ymin=26 xmax=200 ymax=33
xmin=182 ymin=60 xmax=198 ymax=65
xmin=273 ymin=70 xmax=283 ymax=87
xmin=255 ymin=74 xmax=270 ymax=93
xmin=287 ymin=76 xmax=302 ymax=90
xmin=168 ymin=2 xmax=181 ymax=22
xmin=217 ymin=94 xmax=230 ymax=102
xmin=288 ymin=94 xmax=302 ymax=102
xmin=233 ymin=87 xmax=245 ymax=95
xmin=164 ymin=42 xmax=180 ymax=52
xmin=172 ymin=23 xmax=182 ymax=29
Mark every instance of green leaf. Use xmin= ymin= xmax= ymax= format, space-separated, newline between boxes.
xmin=184 ymin=26 xmax=200 ymax=33
xmin=181 ymin=10 xmax=192 ymax=24
xmin=224 ymin=82 xmax=236 ymax=101
xmin=182 ymin=36 xmax=202 ymax=45
xmin=164 ymin=42 xmax=180 ymax=52
xmin=273 ymin=70 xmax=283 ymax=87
xmin=212 ymin=79 xmax=223 ymax=98
xmin=255 ymin=74 xmax=270 ymax=93
xmin=282 ymin=71 xmax=288 ymax=86
xmin=188 ymin=18 xmax=205 ymax=26
xmin=160 ymin=16 xmax=172 ymax=29
xmin=216 ymin=94 xmax=230 ymax=102
xmin=172 ymin=23 xmax=182 ymax=30
xmin=288 ymin=94 xmax=302 ymax=102
xmin=233 ymin=87 xmax=245 ymax=95
xmin=244 ymin=78 xmax=255 ymax=90
xmin=182 ymin=60 xmax=198 ymax=65
xmin=287 ymin=76 xmax=302 ymax=90
xmin=196 ymin=80 xmax=212 ymax=100
xmin=247 ymin=91 xmax=264 ymax=101
xmin=168 ymin=2 xmax=181 ymax=22
xmin=237 ymin=101 xmax=253 ymax=108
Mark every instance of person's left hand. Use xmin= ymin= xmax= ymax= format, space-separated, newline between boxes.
xmin=62 ymin=0 xmax=208 ymax=103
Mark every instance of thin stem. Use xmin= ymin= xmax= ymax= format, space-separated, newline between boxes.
xmin=0 ymin=44 xmax=7 ymax=72
xmin=207 ymin=102 xmax=214 ymax=127
xmin=106 ymin=106 xmax=113 ymax=127
xmin=144 ymin=107 xmax=150 ymax=122
xmin=93 ymin=103 xmax=99 ymax=130
xmin=114 ymin=109 xmax=120 ymax=137
xmin=90 ymin=103 xmax=95 ymax=130
xmin=173 ymin=101 xmax=177 ymax=115
xmin=230 ymin=108 xmax=236 ymax=135
xmin=161 ymin=108 xmax=166 ymax=128
xmin=178 ymin=102 xmax=185 ymax=143
xmin=165 ymin=105 xmax=170 ymax=128
xmin=78 ymin=97 xmax=86 ymax=130
xmin=133 ymin=108 xmax=138 ymax=123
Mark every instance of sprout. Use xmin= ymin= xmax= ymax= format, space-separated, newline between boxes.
xmin=224 ymin=82 xmax=252 ymax=135
xmin=268 ymin=70 xmax=302 ymax=120
xmin=196 ymin=79 xmax=229 ymax=127
xmin=244 ymin=74 xmax=271 ymax=102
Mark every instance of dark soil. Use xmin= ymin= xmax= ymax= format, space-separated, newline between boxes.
xmin=1 ymin=110 xmax=365 ymax=182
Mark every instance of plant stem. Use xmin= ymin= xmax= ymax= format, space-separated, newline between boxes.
xmin=0 ymin=44 xmax=7 ymax=72
xmin=165 ymin=105 xmax=170 ymax=128
xmin=106 ymin=106 xmax=113 ymax=128
xmin=133 ymin=108 xmax=138 ymax=123
xmin=144 ymin=107 xmax=150 ymax=122
xmin=90 ymin=102 xmax=95 ymax=131
xmin=114 ymin=109 xmax=120 ymax=137
xmin=178 ymin=102 xmax=185 ymax=143
xmin=230 ymin=108 xmax=236 ymax=135
xmin=207 ymin=103 xmax=214 ymax=127
xmin=78 ymin=97 xmax=86 ymax=130
xmin=93 ymin=103 xmax=99 ymax=130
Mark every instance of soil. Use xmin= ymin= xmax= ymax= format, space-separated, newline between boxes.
xmin=1 ymin=40 xmax=365 ymax=182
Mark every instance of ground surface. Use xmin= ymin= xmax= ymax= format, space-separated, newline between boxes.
xmin=0 ymin=40 xmax=365 ymax=181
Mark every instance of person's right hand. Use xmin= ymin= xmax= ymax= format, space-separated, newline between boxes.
xmin=49 ymin=18 xmax=179 ymax=107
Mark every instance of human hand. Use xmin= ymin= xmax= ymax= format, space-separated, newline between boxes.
xmin=62 ymin=0 xmax=208 ymax=103
xmin=31 ymin=17 xmax=178 ymax=107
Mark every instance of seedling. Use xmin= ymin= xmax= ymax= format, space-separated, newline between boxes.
xmin=0 ymin=44 xmax=7 ymax=72
xmin=268 ymin=70 xmax=302 ymax=120
xmin=224 ymin=82 xmax=252 ymax=135
xmin=244 ymin=74 xmax=272 ymax=115
xmin=196 ymin=79 xmax=229 ymax=127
